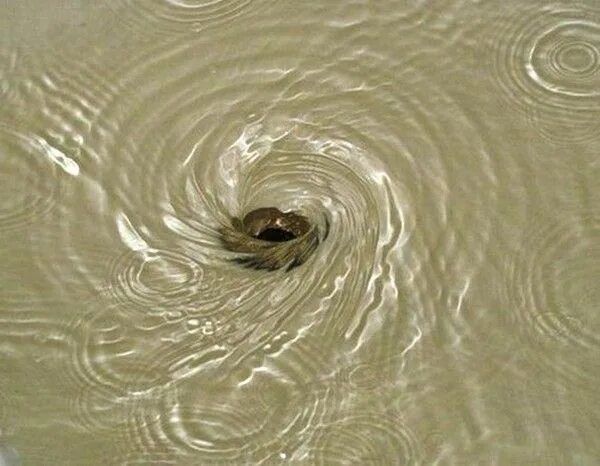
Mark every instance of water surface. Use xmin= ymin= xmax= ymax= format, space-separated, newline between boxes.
xmin=1 ymin=0 xmax=599 ymax=464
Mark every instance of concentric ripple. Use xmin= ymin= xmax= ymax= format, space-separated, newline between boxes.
xmin=530 ymin=20 xmax=600 ymax=97
xmin=489 ymin=5 xmax=600 ymax=144
xmin=63 ymin=298 xmax=236 ymax=432
xmin=65 ymin=302 xmax=167 ymax=423
xmin=118 ymin=370 xmax=334 ymax=464
xmin=504 ymin=211 xmax=600 ymax=392
xmin=308 ymin=411 xmax=420 ymax=465
xmin=106 ymin=0 xmax=266 ymax=35
xmin=107 ymin=247 xmax=204 ymax=315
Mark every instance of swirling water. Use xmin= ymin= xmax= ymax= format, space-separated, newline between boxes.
xmin=0 ymin=0 xmax=599 ymax=464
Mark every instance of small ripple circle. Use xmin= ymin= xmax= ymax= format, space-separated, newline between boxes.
xmin=107 ymin=247 xmax=204 ymax=315
xmin=489 ymin=6 xmax=600 ymax=144
xmin=309 ymin=412 xmax=420 ymax=465
xmin=504 ymin=211 xmax=600 ymax=392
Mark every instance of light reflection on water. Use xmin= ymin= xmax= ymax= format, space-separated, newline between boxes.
xmin=0 ymin=0 xmax=599 ymax=464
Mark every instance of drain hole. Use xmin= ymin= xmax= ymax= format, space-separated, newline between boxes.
xmin=255 ymin=228 xmax=296 ymax=242
xmin=220 ymin=207 xmax=322 ymax=271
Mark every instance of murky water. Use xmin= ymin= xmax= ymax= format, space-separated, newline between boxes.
xmin=1 ymin=1 xmax=599 ymax=464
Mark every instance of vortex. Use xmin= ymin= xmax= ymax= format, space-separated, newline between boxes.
xmin=37 ymin=11 xmax=504 ymax=458
xmin=220 ymin=207 xmax=325 ymax=271
xmin=72 ymin=26 xmax=415 ymax=353
xmin=504 ymin=211 xmax=600 ymax=392
xmin=489 ymin=4 xmax=600 ymax=144
xmin=308 ymin=411 xmax=420 ymax=465
xmin=106 ymin=0 xmax=266 ymax=35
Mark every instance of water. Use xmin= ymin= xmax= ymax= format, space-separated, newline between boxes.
xmin=1 ymin=1 xmax=599 ymax=464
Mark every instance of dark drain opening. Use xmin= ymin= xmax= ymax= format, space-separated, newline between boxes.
xmin=255 ymin=227 xmax=296 ymax=242
xmin=220 ymin=206 xmax=323 ymax=271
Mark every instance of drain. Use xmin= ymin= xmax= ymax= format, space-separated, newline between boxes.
xmin=220 ymin=207 xmax=325 ymax=271
xmin=255 ymin=228 xmax=296 ymax=242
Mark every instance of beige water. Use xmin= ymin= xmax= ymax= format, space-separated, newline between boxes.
xmin=1 ymin=1 xmax=599 ymax=464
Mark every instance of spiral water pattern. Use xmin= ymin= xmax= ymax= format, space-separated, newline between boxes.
xmin=9 ymin=11 xmax=512 ymax=460
xmin=5 ymin=0 xmax=596 ymax=463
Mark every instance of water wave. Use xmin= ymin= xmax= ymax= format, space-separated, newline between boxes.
xmin=308 ymin=411 xmax=420 ymax=465
xmin=489 ymin=4 xmax=600 ymax=144
xmin=0 ymin=125 xmax=67 ymax=231
xmin=116 ymin=370 xmax=336 ymax=463
xmin=504 ymin=210 xmax=600 ymax=392
xmin=35 ymin=13 xmax=505 ymax=460
xmin=64 ymin=300 xmax=208 ymax=432
xmin=107 ymin=247 xmax=205 ymax=315
xmin=106 ymin=0 xmax=267 ymax=35
xmin=0 ymin=48 xmax=19 ymax=104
